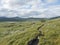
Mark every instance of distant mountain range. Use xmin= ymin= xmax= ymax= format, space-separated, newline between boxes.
xmin=49 ymin=16 xmax=60 ymax=19
xmin=0 ymin=16 xmax=60 ymax=22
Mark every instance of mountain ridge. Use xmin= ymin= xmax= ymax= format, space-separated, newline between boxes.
xmin=0 ymin=16 xmax=60 ymax=21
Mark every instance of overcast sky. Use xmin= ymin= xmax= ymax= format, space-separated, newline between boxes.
xmin=0 ymin=0 xmax=60 ymax=18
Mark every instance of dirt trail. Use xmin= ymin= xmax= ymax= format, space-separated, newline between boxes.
xmin=28 ymin=24 xmax=45 ymax=45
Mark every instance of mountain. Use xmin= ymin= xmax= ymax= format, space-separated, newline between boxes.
xmin=0 ymin=17 xmax=24 ymax=21
xmin=49 ymin=16 xmax=60 ymax=20
xmin=0 ymin=17 xmax=47 ymax=22
xmin=0 ymin=16 xmax=60 ymax=22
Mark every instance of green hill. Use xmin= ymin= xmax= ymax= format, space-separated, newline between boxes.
xmin=39 ymin=18 xmax=60 ymax=45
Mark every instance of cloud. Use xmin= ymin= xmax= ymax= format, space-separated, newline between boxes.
xmin=0 ymin=9 xmax=18 ymax=17
xmin=0 ymin=0 xmax=60 ymax=18
xmin=45 ymin=0 xmax=57 ymax=3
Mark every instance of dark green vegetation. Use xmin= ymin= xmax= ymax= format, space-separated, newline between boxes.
xmin=0 ymin=18 xmax=60 ymax=45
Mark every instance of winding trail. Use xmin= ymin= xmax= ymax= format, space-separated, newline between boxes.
xmin=28 ymin=23 xmax=45 ymax=45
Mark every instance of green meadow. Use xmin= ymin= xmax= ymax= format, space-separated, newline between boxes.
xmin=0 ymin=18 xmax=60 ymax=45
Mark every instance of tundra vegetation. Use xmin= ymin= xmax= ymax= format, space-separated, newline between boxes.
xmin=0 ymin=18 xmax=60 ymax=45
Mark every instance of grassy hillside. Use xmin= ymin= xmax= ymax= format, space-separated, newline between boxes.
xmin=0 ymin=21 xmax=42 ymax=45
xmin=0 ymin=18 xmax=60 ymax=45
xmin=39 ymin=18 xmax=60 ymax=45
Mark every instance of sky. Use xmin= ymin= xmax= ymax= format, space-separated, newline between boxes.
xmin=0 ymin=0 xmax=60 ymax=18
